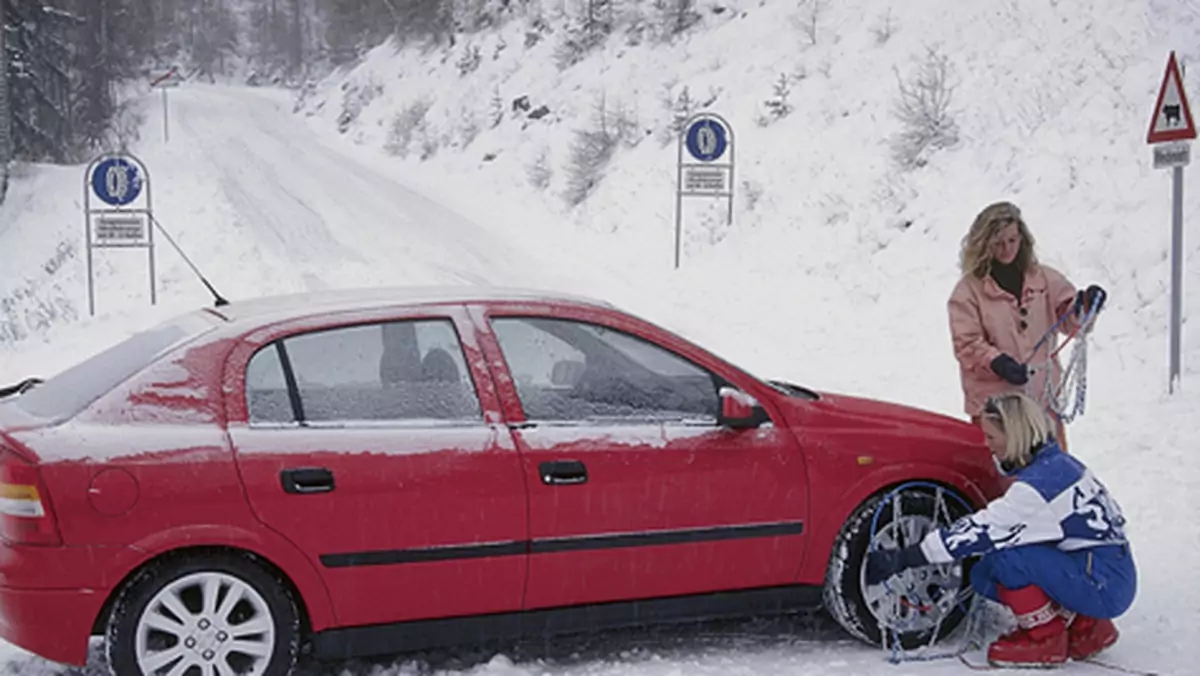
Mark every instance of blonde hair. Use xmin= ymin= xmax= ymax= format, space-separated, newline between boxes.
xmin=981 ymin=393 xmax=1054 ymax=469
xmin=959 ymin=201 xmax=1039 ymax=278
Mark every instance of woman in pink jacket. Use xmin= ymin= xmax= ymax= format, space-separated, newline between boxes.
xmin=947 ymin=201 xmax=1105 ymax=449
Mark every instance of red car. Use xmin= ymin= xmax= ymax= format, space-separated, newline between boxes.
xmin=0 ymin=287 xmax=1004 ymax=675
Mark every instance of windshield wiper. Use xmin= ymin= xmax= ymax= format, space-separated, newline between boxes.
xmin=0 ymin=377 xmax=43 ymax=400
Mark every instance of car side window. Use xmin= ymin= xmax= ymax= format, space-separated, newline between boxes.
xmin=490 ymin=317 xmax=719 ymax=423
xmin=246 ymin=343 xmax=293 ymax=424
xmin=244 ymin=319 xmax=482 ymax=425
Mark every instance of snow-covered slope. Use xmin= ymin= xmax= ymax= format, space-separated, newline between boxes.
xmin=0 ymin=0 xmax=1197 ymax=674
xmin=296 ymin=0 xmax=1200 ymax=416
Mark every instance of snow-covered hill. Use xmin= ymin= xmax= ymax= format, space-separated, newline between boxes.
xmin=294 ymin=0 xmax=1200 ymax=417
xmin=0 ymin=0 xmax=1198 ymax=674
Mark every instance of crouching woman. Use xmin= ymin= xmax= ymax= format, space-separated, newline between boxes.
xmin=865 ymin=393 xmax=1136 ymax=668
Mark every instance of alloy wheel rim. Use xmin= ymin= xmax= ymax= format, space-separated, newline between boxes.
xmin=134 ymin=571 xmax=276 ymax=676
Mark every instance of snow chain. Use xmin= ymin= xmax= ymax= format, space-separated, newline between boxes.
xmin=1025 ymin=293 xmax=1105 ymax=425
xmin=865 ymin=482 xmax=984 ymax=665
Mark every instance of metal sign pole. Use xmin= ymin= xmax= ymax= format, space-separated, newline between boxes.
xmin=725 ymin=123 xmax=735 ymax=227
xmin=1147 ymin=50 xmax=1196 ymax=394
xmin=83 ymin=157 xmax=97 ymax=316
xmin=674 ymin=130 xmax=684 ymax=270
xmin=674 ymin=113 xmax=735 ymax=270
xmin=150 ymin=67 xmax=180 ymax=142
xmin=1170 ymin=164 xmax=1183 ymax=392
xmin=146 ymin=161 xmax=157 ymax=305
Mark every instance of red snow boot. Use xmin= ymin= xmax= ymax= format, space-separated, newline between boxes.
xmin=1067 ymin=615 xmax=1119 ymax=660
xmin=987 ymin=585 xmax=1068 ymax=668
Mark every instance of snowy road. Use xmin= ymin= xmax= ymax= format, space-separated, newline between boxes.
xmin=137 ymin=84 xmax=573 ymax=302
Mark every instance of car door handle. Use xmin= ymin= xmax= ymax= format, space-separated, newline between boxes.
xmin=281 ymin=467 xmax=335 ymax=494
xmin=539 ymin=460 xmax=587 ymax=486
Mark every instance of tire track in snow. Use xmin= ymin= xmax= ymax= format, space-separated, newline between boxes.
xmin=167 ymin=85 xmax=533 ymax=289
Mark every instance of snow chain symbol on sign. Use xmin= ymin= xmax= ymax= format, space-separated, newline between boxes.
xmin=685 ymin=118 xmax=728 ymax=163
xmin=90 ymin=157 xmax=143 ymax=207
xmin=106 ymin=164 xmax=130 ymax=203
xmin=675 ymin=114 xmax=735 ymax=270
xmin=696 ymin=125 xmax=718 ymax=157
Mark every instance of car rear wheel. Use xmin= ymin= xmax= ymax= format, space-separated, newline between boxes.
xmin=822 ymin=483 xmax=975 ymax=650
xmin=105 ymin=553 xmax=300 ymax=676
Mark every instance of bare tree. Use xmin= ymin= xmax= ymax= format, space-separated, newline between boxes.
xmin=657 ymin=0 xmax=700 ymax=38
xmin=871 ymin=8 xmax=896 ymax=45
xmin=796 ymin=0 xmax=826 ymax=46
xmin=890 ymin=45 xmax=959 ymax=169
xmin=564 ymin=91 xmax=628 ymax=205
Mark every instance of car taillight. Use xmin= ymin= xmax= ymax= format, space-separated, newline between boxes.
xmin=0 ymin=449 xmax=61 ymax=545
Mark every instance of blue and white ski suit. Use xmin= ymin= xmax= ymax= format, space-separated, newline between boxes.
xmin=918 ymin=440 xmax=1137 ymax=619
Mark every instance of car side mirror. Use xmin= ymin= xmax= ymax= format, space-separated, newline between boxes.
xmin=718 ymin=387 xmax=770 ymax=429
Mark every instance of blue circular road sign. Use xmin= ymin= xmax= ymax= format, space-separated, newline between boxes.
xmin=91 ymin=157 xmax=143 ymax=206
xmin=685 ymin=118 xmax=728 ymax=162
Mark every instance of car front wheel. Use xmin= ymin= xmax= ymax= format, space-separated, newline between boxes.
xmin=822 ymin=484 xmax=975 ymax=650
xmin=105 ymin=553 xmax=300 ymax=676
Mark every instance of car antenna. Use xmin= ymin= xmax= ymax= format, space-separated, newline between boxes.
xmin=148 ymin=214 xmax=230 ymax=307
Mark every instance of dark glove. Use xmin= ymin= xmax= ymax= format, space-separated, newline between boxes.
xmin=1074 ymin=285 xmax=1107 ymax=315
xmin=1083 ymin=284 xmax=1106 ymax=313
xmin=865 ymin=545 xmax=929 ymax=586
xmin=990 ymin=353 xmax=1028 ymax=385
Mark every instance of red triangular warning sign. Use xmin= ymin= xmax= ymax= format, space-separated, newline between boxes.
xmin=1148 ymin=51 xmax=1197 ymax=144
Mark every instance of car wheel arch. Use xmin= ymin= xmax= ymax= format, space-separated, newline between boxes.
xmin=101 ymin=546 xmax=303 ymax=676
xmin=820 ymin=478 xmax=978 ymax=647
xmin=92 ymin=536 xmax=333 ymax=639
xmin=798 ymin=463 xmax=987 ymax=584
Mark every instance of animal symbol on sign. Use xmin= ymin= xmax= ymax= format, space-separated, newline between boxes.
xmin=1164 ymin=104 xmax=1181 ymax=126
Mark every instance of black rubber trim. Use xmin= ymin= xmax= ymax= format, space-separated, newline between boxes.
xmin=320 ymin=521 xmax=803 ymax=569
xmin=529 ymin=521 xmax=804 ymax=554
xmin=321 ymin=540 xmax=528 ymax=568
xmin=274 ymin=341 xmax=306 ymax=423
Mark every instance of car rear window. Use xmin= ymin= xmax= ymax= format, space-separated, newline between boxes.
xmin=12 ymin=310 xmax=221 ymax=422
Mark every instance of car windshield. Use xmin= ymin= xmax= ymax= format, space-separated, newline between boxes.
xmin=10 ymin=310 xmax=222 ymax=422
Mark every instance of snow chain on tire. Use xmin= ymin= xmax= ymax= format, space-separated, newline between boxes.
xmin=823 ymin=482 xmax=975 ymax=653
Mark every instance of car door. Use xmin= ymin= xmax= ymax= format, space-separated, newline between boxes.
xmin=469 ymin=303 xmax=809 ymax=610
xmin=225 ymin=306 xmax=528 ymax=628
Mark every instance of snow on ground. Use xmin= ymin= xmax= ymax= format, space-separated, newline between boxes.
xmin=1 ymin=0 xmax=1199 ymax=674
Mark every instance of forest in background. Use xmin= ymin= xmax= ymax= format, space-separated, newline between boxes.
xmin=3 ymin=0 xmax=699 ymax=166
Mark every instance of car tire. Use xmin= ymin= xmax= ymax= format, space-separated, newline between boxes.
xmin=105 ymin=552 xmax=301 ymax=676
xmin=822 ymin=486 xmax=974 ymax=650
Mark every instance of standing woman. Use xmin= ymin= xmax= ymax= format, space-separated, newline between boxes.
xmin=947 ymin=201 xmax=1105 ymax=449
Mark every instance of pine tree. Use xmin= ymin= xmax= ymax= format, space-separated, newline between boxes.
xmin=5 ymin=0 xmax=77 ymax=161
xmin=0 ymin=0 xmax=10 ymax=199
xmin=71 ymin=0 xmax=119 ymax=153
xmin=191 ymin=0 xmax=239 ymax=81
xmin=317 ymin=0 xmax=392 ymax=64
xmin=395 ymin=0 xmax=453 ymax=45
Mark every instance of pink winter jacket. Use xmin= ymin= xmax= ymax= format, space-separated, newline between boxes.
xmin=947 ymin=264 xmax=1079 ymax=417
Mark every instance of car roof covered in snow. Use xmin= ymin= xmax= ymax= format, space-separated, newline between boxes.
xmin=206 ymin=285 xmax=616 ymax=325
